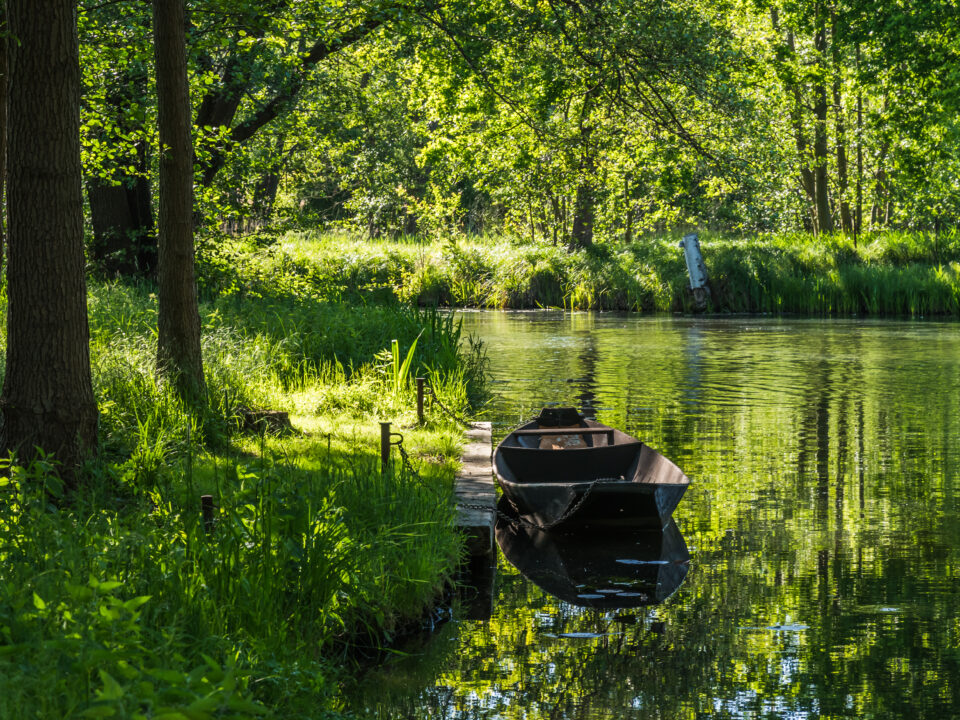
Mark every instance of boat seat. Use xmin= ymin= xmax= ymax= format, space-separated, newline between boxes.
xmin=538 ymin=424 xmax=587 ymax=450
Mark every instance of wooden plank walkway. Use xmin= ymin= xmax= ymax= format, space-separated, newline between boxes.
xmin=455 ymin=421 xmax=495 ymax=558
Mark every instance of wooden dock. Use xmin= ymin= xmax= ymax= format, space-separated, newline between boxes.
xmin=455 ymin=421 xmax=495 ymax=557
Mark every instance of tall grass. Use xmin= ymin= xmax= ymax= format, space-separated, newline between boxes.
xmin=266 ymin=228 xmax=960 ymax=316
xmin=0 ymin=252 xmax=485 ymax=716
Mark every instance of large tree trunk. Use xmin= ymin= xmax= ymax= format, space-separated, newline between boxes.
xmin=813 ymin=3 xmax=834 ymax=234
xmin=570 ymin=173 xmax=595 ymax=249
xmin=1 ymin=0 xmax=98 ymax=481
xmin=154 ymin=0 xmax=206 ymax=403
xmin=87 ymin=152 xmax=155 ymax=276
xmin=0 ymin=16 xmax=7 ymax=276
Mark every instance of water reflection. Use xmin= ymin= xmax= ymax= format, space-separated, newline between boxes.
xmin=351 ymin=313 xmax=960 ymax=719
xmin=496 ymin=508 xmax=690 ymax=609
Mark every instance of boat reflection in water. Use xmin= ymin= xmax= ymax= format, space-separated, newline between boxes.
xmin=495 ymin=500 xmax=690 ymax=609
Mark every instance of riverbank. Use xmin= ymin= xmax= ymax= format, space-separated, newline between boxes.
xmin=263 ymin=229 xmax=960 ymax=316
xmin=0 ymin=256 xmax=485 ymax=716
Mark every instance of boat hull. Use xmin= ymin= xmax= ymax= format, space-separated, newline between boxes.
xmin=494 ymin=413 xmax=690 ymax=531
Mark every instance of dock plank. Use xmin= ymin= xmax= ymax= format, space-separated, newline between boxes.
xmin=455 ymin=422 xmax=495 ymax=557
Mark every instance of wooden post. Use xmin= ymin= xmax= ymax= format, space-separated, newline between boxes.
xmin=380 ymin=422 xmax=391 ymax=474
xmin=201 ymin=494 xmax=214 ymax=533
xmin=416 ymin=377 xmax=426 ymax=424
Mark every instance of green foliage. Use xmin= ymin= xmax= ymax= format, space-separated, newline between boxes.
xmin=389 ymin=332 xmax=422 ymax=397
xmin=75 ymin=0 xmax=959 ymax=258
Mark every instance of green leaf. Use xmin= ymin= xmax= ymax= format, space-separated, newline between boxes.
xmin=123 ymin=595 xmax=152 ymax=612
xmin=81 ymin=707 xmax=117 ymax=718
xmin=97 ymin=670 xmax=125 ymax=701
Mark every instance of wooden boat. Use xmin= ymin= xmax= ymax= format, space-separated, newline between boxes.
xmin=496 ymin=506 xmax=690 ymax=609
xmin=494 ymin=407 xmax=690 ymax=531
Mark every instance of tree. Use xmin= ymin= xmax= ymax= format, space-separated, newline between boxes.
xmin=154 ymin=0 xmax=205 ymax=403
xmin=1 ymin=0 xmax=98 ymax=480
xmin=80 ymin=2 xmax=157 ymax=276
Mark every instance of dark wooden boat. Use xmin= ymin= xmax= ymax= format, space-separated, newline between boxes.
xmin=496 ymin=506 xmax=690 ymax=609
xmin=494 ymin=407 xmax=690 ymax=530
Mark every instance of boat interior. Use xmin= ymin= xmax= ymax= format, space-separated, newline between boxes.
xmin=496 ymin=408 xmax=689 ymax=486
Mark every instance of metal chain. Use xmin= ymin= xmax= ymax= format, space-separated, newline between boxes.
xmin=457 ymin=499 xmax=547 ymax=532
xmin=393 ymin=436 xmax=445 ymax=501
xmin=424 ymin=381 xmax=473 ymax=427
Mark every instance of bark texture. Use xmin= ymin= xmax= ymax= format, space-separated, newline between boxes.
xmin=154 ymin=0 xmax=206 ymax=402
xmin=87 ymin=164 xmax=155 ymax=276
xmin=0 ymin=16 xmax=7 ymax=274
xmin=1 ymin=0 xmax=98 ymax=478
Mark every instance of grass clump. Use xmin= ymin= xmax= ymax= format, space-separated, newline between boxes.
xmin=0 ymin=240 xmax=487 ymax=718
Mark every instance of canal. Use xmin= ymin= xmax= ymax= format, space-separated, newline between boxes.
xmin=352 ymin=311 xmax=960 ymax=719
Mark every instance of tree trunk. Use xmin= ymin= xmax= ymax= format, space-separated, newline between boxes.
xmin=154 ymin=0 xmax=206 ymax=403
xmin=252 ymin=172 xmax=280 ymax=222
xmin=570 ymin=173 xmax=595 ymax=249
xmin=87 ymin=69 xmax=156 ymax=276
xmin=781 ymin=20 xmax=816 ymax=232
xmin=855 ymin=43 xmax=863 ymax=242
xmin=87 ymin=157 xmax=156 ymax=276
xmin=624 ymin=175 xmax=633 ymax=245
xmin=1 ymin=0 xmax=98 ymax=481
xmin=569 ymin=87 xmax=597 ymax=250
xmin=832 ymin=11 xmax=852 ymax=233
xmin=0 ymin=16 xmax=7 ymax=277
xmin=870 ymin=100 xmax=890 ymax=229
xmin=813 ymin=4 xmax=833 ymax=234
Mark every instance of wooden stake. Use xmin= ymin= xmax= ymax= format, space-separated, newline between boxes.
xmin=416 ymin=377 xmax=426 ymax=424
xmin=201 ymin=494 xmax=214 ymax=534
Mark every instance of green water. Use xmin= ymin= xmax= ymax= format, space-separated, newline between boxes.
xmin=355 ymin=312 xmax=960 ymax=719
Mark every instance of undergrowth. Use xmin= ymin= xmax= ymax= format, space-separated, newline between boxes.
xmin=261 ymin=228 xmax=960 ymax=316
xmin=0 ymin=247 xmax=487 ymax=718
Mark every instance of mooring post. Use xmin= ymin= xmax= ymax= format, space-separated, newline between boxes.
xmin=201 ymin=494 xmax=214 ymax=534
xmin=380 ymin=421 xmax=391 ymax=474
xmin=416 ymin=377 xmax=426 ymax=424
xmin=678 ymin=232 xmax=711 ymax=310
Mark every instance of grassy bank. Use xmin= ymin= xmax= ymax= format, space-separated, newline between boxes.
xmin=0 ymin=249 xmax=485 ymax=717
xmin=260 ymin=229 xmax=960 ymax=316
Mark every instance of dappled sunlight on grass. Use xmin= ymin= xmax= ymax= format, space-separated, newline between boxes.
xmin=0 ymin=256 xmax=483 ymax=717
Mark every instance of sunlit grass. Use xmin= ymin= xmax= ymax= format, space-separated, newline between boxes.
xmin=0 ymin=255 xmax=484 ymax=717
xmin=272 ymin=228 xmax=960 ymax=316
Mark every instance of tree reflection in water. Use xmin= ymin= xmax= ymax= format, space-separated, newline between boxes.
xmin=352 ymin=314 xmax=960 ymax=719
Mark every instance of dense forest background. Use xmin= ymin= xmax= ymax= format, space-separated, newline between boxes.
xmin=75 ymin=0 xmax=959 ymax=273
